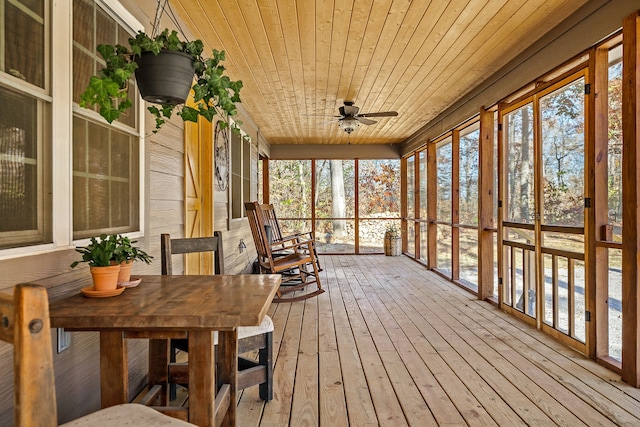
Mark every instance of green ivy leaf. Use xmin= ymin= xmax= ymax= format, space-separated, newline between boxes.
xmin=198 ymin=106 xmax=216 ymax=122
xmin=179 ymin=106 xmax=200 ymax=122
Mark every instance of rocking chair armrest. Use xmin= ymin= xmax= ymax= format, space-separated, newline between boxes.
xmin=297 ymin=231 xmax=316 ymax=239
xmin=269 ymin=238 xmax=315 ymax=252
xmin=272 ymin=235 xmax=301 ymax=245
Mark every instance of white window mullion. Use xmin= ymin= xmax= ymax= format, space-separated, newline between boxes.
xmin=51 ymin=0 xmax=73 ymax=248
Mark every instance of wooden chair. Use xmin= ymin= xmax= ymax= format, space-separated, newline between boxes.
xmin=160 ymin=232 xmax=273 ymax=401
xmin=245 ymin=201 xmax=324 ymax=303
xmin=0 ymin=283 xmax=196 ymax=427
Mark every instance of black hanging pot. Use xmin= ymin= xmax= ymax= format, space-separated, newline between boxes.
xmin=134 ymin=50 xmax=195 ymax=105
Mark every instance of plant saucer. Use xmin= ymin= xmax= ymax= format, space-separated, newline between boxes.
xmin=81 ymin=286 xmax=125 ymax=298
xmin=118 ymin=278 xmax=142 ymax=288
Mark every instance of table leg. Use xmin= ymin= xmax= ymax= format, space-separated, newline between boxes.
xmin=188 ymin=330 xmax=215 ymax=427
xmin=99 ymin=331 xmax=128 ymax=408
xmin=148 ymin=338 xmax=170 ymax=405
xmin=217 ymin=329 xmax=238 ymax=427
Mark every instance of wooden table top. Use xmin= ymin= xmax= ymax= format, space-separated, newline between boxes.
xmin=49 ymin=274 xmax=281 ymax=332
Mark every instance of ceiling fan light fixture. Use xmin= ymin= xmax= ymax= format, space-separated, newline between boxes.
xmin=339 ymin=118 xmax=359 ymax=134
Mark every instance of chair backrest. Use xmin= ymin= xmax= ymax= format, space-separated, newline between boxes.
xmin=260 ymin=204 xmax=284 ymax=243
xmin=0 ymin=283 xmax=57 ymax=427
xmin=160 ymin=232 xmax=224 ymax=275
xmin=244 ymin=201 xmax=275 ymax=263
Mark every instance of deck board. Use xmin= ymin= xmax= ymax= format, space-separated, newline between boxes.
xmin=235 ymin=255 xmax=640 ymax=426
xmin=325 ymin=256 xmax=378 ymax=426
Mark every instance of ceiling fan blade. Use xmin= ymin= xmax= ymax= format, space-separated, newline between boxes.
xmin=358 ymin=111 xmax=398 ymax=118
xmin=355 ymin=116 xmax=377 ymax=125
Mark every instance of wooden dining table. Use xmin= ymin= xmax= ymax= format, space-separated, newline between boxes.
xmin=48 ymin=274 xmax=281 ymax=427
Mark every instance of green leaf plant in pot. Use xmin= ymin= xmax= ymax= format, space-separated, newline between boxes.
xmin=70 ymin=234 xmax=120 ymax=291
xmin=79 ymin=29 xmax=243 ymax=133
xmin=113 ymin=235 xmax=153 ymax=284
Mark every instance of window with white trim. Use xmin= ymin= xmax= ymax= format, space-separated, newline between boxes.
xmin=0 ymin=0 xmax=144 ymax=255
xmin=0 ymin=0 xmax=51 ymax=250
xmin=72 ymin=0 xmax=140 ymax=239
xmin=230 ymin=125 xmax=253 ymax=221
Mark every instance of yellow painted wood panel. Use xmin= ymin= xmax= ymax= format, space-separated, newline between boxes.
xmin=184 ymin=110 xmax=215 ymax=274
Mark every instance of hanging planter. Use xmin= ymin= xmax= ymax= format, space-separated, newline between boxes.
xmin=79 ymin=29 xmax=243 ymax=133
xmin=135 ymin=50 xmax=195 ymax=105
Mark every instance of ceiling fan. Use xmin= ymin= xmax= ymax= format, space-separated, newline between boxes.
xmin=327 ymin=101 xmax=398 ymax=134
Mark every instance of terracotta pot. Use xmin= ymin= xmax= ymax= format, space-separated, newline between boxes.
xmin=118 ymin=260 xmax=133 ymax=283
xmin=90 ymin=265 xmax=121 ymax=291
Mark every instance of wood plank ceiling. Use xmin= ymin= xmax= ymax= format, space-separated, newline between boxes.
xmin=170 ymin=0 xmax=589 ymax=145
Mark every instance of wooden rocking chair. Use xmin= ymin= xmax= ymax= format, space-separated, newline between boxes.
xmin=260 ymin=203 xmax=321 ymax=272
xmin=245 ymin=201 xmax=324 ymax=303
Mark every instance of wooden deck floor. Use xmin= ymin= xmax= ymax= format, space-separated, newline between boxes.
xmin=234 ymin=255 xmax=640 ymax=426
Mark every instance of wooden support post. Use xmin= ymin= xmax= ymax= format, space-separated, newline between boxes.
xmin=622 ymin=10 xmax=640 ymax=387
xmin=414 ymin=153 xmax=421 ymax=260
xmin=354 ymin=160 xmax=360 ymax=254
xmin=478 ymin=107 xmax=495 ymax=300
xmin=452 ymin=130 xmax=460 ymax=281
xmin=593 ymin=45 xmax=610 ymax=360
xmin=427 ymin=142 xmax=437 ymax=269
xmin=401 ymin=157 xmax=408 ymax=254
xmin=497 ymin=107 xmax=505 ymax=308
xmin=263 ymin=157 xmax=270 ymax=203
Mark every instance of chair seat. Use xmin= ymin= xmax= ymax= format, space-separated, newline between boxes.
xmin=174 ymin=315 xmax=274 ymax=350
xmin=213 ymin=314 xmax=273 ymax=344
xmin=270 ymin=252 xmax=312 ymax=272
xmin=60 ymin=403 xmax=196 ymax=426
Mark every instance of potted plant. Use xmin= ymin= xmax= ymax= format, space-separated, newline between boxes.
xmin=384 ymin=223 xmax=401 ymax=256
xmin=79 ymin=29 xmax=243 ymax=132
xmin=70 ymin=234 xmax=120 ymax=291
xmin=113 ymin=235 xmax=153 ymax=283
